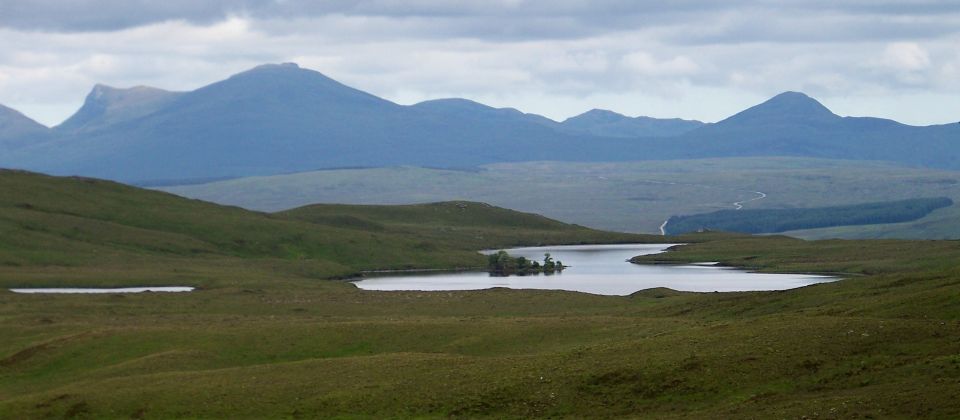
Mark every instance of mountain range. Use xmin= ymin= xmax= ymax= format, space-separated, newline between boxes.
xmin=0 ymin=62 xmax=957 ymax=184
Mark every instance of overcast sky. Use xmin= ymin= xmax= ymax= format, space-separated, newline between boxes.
xmin=0 ymin=0 xmax=958 ymax=126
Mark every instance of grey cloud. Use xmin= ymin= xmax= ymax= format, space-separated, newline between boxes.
xmin=0 ymin=0 xmax=734 ymax=39
xmin=0 ymin=0 xmax=236 ymax=31
xmin=1 ymin=0 xmax=959 ymax=126
xmin=6 ymin=0 xmax=959 ymax=44
xmin=666 ymin=13 xmax=960 ymax=46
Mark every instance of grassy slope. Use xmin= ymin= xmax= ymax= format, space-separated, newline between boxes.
xmin=2 ymin=171 xmax=960 ymax=418
xmin=783 ymin=205 xmax=960 ymax=239
xmin=0 ymin=169 xmax=652 ymax=289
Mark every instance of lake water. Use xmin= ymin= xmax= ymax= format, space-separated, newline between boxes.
xmin=353 ymin=244 xmax=835 ymax=295
xmin=9 ymin=286 xmax=195 ymax=294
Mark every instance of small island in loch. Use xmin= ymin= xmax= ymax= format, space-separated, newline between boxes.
xmin=487 ymin=250 xmax=565 ymax=276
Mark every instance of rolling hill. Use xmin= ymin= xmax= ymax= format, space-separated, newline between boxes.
xmin=4 ymin=169 xmax=960 ymax=417
xmin=0 ymin=169 xmax=652 ymax=288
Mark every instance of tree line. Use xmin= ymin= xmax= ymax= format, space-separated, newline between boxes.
xmin=665 ymin=197 xmax=953 ymax=235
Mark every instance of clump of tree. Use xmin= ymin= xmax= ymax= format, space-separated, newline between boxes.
xmin=488 ymin=251 xmax=564 ymax=276
xmin=664 ymin=197 xmax=953 ymax=235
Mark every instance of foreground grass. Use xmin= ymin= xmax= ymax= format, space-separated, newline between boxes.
xmin=2 ymin=170 xmax=960 ymax=418
xmin=3 ymin=266 xmax=959 ymax=418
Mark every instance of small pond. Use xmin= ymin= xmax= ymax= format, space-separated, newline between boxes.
xmin=353 ymin=244 xmax=834 ymax=296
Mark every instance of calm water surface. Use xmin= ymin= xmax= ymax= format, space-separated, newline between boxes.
xmin=353 ymin=244 xmax=834 ymax=295
xmin=10 ymin=286 xmax=195 ymax=294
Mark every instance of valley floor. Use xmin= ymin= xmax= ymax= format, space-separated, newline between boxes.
xmin=160 ymin=157 xmax=960 ymax=238
xmin=3 ymin=235 xmax=960 ymax=418
xmin=2 ymin=170 xmax=959 ymax=418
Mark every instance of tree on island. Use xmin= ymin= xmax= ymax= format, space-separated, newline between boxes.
xmin=487 ymin=250 xmax=564 ymax=276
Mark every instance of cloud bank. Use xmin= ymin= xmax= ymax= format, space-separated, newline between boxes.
xmin=0 ymin=0 xmax=958 ymax=126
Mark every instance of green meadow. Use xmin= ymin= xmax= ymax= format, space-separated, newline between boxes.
xmin=2 ymin=170 xmax=960 ymax=418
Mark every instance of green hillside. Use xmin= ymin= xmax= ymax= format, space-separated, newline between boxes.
xmin=0 ymin=169 xmax=652 ymax=288
xmin=782 ymin=204 xmax=960 ymax=239
xmin=3 ymin=170 xmax=960 ymax=418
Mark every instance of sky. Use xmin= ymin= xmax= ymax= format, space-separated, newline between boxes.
xmin=0 ymin=0 xmax=958 ymax=127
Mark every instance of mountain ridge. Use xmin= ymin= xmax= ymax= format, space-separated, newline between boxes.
xmin=1 ymin=63 xmax=958 ymax=183
xmin=561 ymin=108 xmax=705 ymax=137
xmin=667 ymin=91 xmax=960 ymax=166
xmin=55 ymin=84 xmax=184 ymax=132
xmin=0 ymin=104 xmax=52 ymax=150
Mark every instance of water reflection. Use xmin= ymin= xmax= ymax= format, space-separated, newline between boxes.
xmin=10 ymin=286 xmax=195 ymax=294
xmin=354 ymin=244 xmax=834 ymax=295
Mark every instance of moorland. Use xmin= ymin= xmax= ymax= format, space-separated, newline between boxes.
xmin=1 ymin=170 xmax=959 ymax=418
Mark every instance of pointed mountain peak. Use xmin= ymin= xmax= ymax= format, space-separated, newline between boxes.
xmin=89 ymin=84 xmax=174 ymax=101
xmin=91 ymin=83 xmax=111 ymax=94
xmin=0 ymin=103 xmax=48 ymax=130
xmin=55 ymin=84 xmax=182 ymax=132
xmin=230 ymin=62 xmax=328 ymax=81
xmin=723 ymin=91 xmax=838 ymax=124
xmin=180 ymin=62 xmax=396 ymax=115
xmin=564 ymin=109 xmax=629 ymax=124
xmin=585 ymin=109 xmax=626 ymax=117
xmin=0 ymin=103 xmax=51 ymax=148
xmin=766 ymin=91 xmax=831 ymax=110
xmin=254 ymin=62 xmax=300 ymax=70
xmin=415 ymin=97 xmax=489 ymax=107
xmin=412 ymin=98 xmax=499 ymax=113
xmin=221 ymin=63 xmax=338 ymax=88
xmin=218 ymin=62 xmax=385 ymax=102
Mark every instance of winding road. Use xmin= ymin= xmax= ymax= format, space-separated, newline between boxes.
xmin=659 ymin=189 xmax=767 ymax=235
xmin=732 ymin=191 xmax=767 ymax=210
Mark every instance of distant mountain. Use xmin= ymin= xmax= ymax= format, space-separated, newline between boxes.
xmin=560 ymin=109 xmax=704 ymax=137
xmin=9 ymin=63 xmax=405 ymax=181
xmin=0 ymin=104 xmax=50 ymax=150
xmin=660 ymin=92 xmax=960 ymax=166
xmin=410 ymin=98 xmax=558 ymax=127
xmin=723 ymin=91 xmax=838 ymax=124
xmin=2 ymin=64 xmax=632 ymax=182
xmin=55 ymin=84 xmax=183 ymax=132
xmin=1 ymin=64 xmax=959 ymax=184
